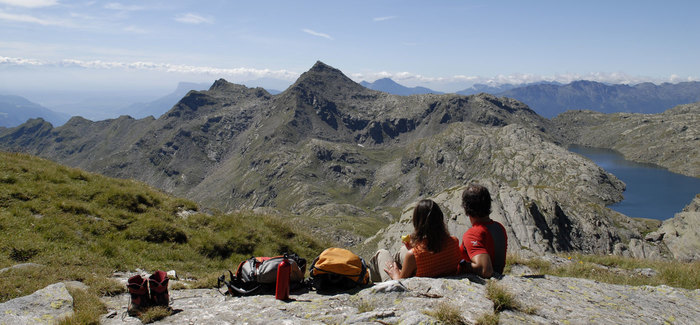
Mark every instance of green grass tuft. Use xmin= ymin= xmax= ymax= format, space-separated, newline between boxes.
xmin=58 ymin=287 xmax=106 ymax=325
xmin=423 ymin=301 xmax=467 ymax=325
xmin=474 ymin=312 xmax=499 ymax=325
xmin=353 ymin=297 xmax=377 ymax=313
xmin=139 ymin=306 xmax=173 ymax=324
xmin=485 ymin=280 xmax=519 ymax=312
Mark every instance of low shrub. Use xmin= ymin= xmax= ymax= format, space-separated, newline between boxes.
xmin=9 ymin=247 xmax=39 ymax=262
xmin=125 ymin=220 xmax=188 ymax=244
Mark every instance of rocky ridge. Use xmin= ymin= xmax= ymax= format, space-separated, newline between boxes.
xmin=552 ymin=102 xmax=700 ymax=178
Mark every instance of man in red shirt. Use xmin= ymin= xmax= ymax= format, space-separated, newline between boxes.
xmin=460 ymin=184 xmax=508 ymax=278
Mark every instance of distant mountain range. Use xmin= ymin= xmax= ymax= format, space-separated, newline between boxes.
xmin=6 ymin=76 xmax=698 ymax=127
xmin=456 ymin=83 xmax=524 ymax=96
xmin=360 ymin=78 xmax=443 ymax=95
xmin=0 ymin=95 xmax=70 ymax=128
xmin=499 ymin=80 xmax=700 ymax=117
xmin=361 ymin=78 xmax=700 ymax=117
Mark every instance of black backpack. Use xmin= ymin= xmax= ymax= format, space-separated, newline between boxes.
xmin=218 ymin=253 xmax=306 ymax=296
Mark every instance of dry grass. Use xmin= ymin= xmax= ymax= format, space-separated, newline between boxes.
xmin=423 ymin=301 xmax=467 ymax=325
xmin=57 ymin=287 xmax=107 ymax=325
xmin=485 ymin=280 xmax=519 ymax=312
xmin=506 ymin=253 xmax=700 ymax=290
xmin=353 ymin=297 xmax=377 ymax=313
xmin=474 ymin=312 xmax=499 ymax=325
xmin=139 ymin=306 xmax=173 ymax=324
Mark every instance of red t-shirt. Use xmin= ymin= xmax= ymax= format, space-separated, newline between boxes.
xmin=461 ymin=219 xmax=508 ymax=274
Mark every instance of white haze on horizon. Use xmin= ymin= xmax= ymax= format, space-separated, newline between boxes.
xmin=2 ymin=56 xmax=698 ymax=95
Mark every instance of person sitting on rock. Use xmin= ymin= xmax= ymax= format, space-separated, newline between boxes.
xmin=368 ymin=199 xmax=463 ymax=282
xmin=460 ymin=184 xmax=508 ymax=278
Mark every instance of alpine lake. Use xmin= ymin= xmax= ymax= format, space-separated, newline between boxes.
xmin=569 ymin=145 xmax=700 ymax=221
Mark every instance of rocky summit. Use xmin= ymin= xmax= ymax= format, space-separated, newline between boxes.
xmin=0 ymin=61 xmax=694 ymax=259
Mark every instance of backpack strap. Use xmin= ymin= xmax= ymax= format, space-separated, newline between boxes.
xmin=357 ymin=257 xmax=368 ymax=285
xmin=217 ymin=269 xmax=262 ymax=296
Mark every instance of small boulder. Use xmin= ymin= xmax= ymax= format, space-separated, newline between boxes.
xmin=0 ymin=282 xmax=74 ymax=324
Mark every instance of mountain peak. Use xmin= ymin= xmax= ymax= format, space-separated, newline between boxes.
xmin=209 ymin=78 xmax=234 ymax=91
xmin=285 ymin=61 xmax=369 ymax=97
xmin=309 ymin=60 xmax=336 ymax=73
xmin=207 ymin=78 xmax=267 ymax=97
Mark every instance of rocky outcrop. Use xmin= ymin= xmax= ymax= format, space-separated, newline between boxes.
xmin=552 ymin=102 xmax=700 ymax=178
xmin=0 ymin=283 xmax=74 ymax=324
xmin=362 ymin=178 xmax=662 ymax=259
xmin=645 ymin=194 xmax=700 ymax=261
xmin=99 ymin=275 xmax=700 ymax=324
xmin=362 ymin=123 xmax=663 ymax=258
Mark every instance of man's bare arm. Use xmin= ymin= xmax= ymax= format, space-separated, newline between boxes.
xmin=469 ymin=253 xmax=493 ymax=278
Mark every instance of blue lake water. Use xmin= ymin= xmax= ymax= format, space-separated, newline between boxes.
xmin=568 ymin=145 xmax=700 ymax=220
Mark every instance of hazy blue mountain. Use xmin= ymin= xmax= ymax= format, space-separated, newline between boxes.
xmin=0 ymin=95 xmax=70 ymax=127
xmin=457 ymin=81 xmax=563 ymax=96
xmin=497 ymin=80 xmax=700 ymax=118
xmin=360 ymin=78 xmax=443 ymax=95
xmin=119 ymin=82 xmax=210 ymax=118
xmin=457 ymin=83 xmax=521 ymax=96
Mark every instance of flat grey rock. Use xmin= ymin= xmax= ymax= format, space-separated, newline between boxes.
xmin=0 ymin=263 xmax=43 ymax=274
xmin=0 ymin=282 xmax=74 ymax=325
xmin=100 ymin=274 xmax=699 ymax=324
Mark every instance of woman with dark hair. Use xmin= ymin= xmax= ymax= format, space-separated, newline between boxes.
xmin=368 ymin=199 xmax=463 ymax=282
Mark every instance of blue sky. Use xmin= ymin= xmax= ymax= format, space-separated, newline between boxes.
xmin=1 ymin=0 xmax=699 ymax=95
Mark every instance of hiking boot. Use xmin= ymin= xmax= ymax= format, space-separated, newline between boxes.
xmin=127 ymin=274 xmax=149 ymax=316
xmin=148 ymin=270 xmax=170 ymax=307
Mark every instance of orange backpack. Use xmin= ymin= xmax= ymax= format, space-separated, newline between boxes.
xmin=309 ymin=248 xmax=369 ymax=291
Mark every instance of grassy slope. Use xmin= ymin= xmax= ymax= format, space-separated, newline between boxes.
xmin=0 ymin=152 xmax=326 ymax=304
